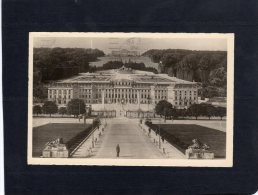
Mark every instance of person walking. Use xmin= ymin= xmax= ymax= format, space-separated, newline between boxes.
xmin=116 ymin=144 xmax=120 ymax=157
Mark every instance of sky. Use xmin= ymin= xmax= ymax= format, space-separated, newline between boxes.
xmin=34 ymin=36 xmax=227 ymax=54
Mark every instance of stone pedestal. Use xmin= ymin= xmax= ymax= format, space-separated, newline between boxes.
xmin=186 ymin=148 xmax=214 ymax=159
xmin=42 ymin=140 xmax=69 ymax=158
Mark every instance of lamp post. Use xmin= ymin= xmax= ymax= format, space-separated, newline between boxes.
xmin=78 ymin=100 xmax=81 ymax=122
xmin=92 ymin=121 xmax=94 ymax=148
xmin=158 ymin=119 xmax=161 ymax=149
xmin=105 ymin=112 xmax=107 ymax=127
xmin=77 ymin=82 xmax=81 ymax=122
xmin=79 ymin=100 xmax=80 ymax=115
xmin=147 ymin=96 xmax=151 ymax=118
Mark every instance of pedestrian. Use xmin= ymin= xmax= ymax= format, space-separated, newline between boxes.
xmin=83 ymin=115 xmax=86 ymax=125
xmin=116 ymin=144 xmax=120 ymax=157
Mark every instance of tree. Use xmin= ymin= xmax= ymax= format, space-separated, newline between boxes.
xmin=155 ymin=100 xmax=173 ymax=121
xmin=67 ymin=99 xmax=86 ymax=117
xmin=187 ymin=104 xmax=204 ymax=120
xmin=33 ymin=47 xmax=105 ymax=82
xmin=215 ymin=107 xmax=226 ymax=120
xmin=167 ymin=107 xmax=176 ymax=120
xmin=42 ymin=101 xmax=58 ymax=117
xmin=58 ymin=107 xmax=67 ymax=117
xmin=142 ymin=49 xmax=227 ymax=98
xmin=33 ymin=84 xmax=48 ymax=100
xmin=33 ymin=105 xmax=42 ymax=116
xmin=204 ymin=104 xmax=216 ymax=120
xmin=93 ymin=117 xmax=101 ymax=128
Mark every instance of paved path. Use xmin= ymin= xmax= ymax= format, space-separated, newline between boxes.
xmin=93 ymin=118 xmax=165 ymax=159
xmin=139 ymin=123 xmax=186 ymax=159
xmin=71 ymin=124 xmax=104 ymax=158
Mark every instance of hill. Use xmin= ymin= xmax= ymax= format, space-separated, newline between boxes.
xmin=33 ymin=47 xmax=105 ymax=99
xmin=142 ymin=49 xmax=227 ymax=98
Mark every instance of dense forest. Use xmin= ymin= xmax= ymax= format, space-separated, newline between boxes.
xmin=90 ymin=60 xmax=158 ymax=74
xmin=142 ymin=49 xmax=227 ymax=98
xmin=34 ymin=47 xmax=105 ymax=81
xmin=33 ymin=47 xmax=105 ymax=99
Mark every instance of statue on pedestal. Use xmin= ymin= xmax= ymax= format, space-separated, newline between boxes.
xmin=186 ymin=139 xmax=213 ymax=159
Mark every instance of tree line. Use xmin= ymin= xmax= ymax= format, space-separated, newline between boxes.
xmin=34 ymin=99 xmax=226 ymax=120
xmin=33 ymin=99 xmax=90 ymax=117
xmin=33 ymin=47 xmax=105 ymax=99
xmin=155 ymin=100 xmax=226 ymax=120
xmin=34 ymin=47 xmax=105 ymax=81
xmin=89 ymin=60 xmax=158 ymax=74
xmin=142 ymin=49 xmax=227 ymax=98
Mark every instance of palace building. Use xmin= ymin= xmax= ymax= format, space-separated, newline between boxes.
xmin=46 ymin=67 xmax=198 ymax=109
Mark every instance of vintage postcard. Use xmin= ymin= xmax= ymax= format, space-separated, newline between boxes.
xmin=28 ymin=32 xmax=234 ymax=166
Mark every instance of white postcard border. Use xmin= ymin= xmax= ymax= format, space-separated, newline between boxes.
xmin=28 ymin=32 xmax=234 ymax=167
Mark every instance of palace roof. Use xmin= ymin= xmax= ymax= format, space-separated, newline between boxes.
xmin=56 ymin=70 xmax=195 ymax=85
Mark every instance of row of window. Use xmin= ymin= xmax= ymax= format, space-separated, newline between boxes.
xmin=99 ymin=88 xmax=150 ymax=93
xmin=114 ymin=81 xmax=131 ymax=86
xmin=49 ymin=95 xmax=72 ymax=99
xmin=49 ymin=88 xmax=196 ymax=96
xmin=49 ymin=89 xmax=72 ymax=95
xmin=175 ymin=96 xmax=196 ymax=100
xmin=175 ymin=90 xmax=197 ymax=95
xmin=155 ymin=96 xmax=167 ymax=99
xmin=79 ymin=94 xmax=91 ymax=99
xmin=94 ymin=93 xmax=152 ymax=99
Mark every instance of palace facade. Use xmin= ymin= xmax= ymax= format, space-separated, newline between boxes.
xmin=46 ymin=67 xmax=198 ymax=109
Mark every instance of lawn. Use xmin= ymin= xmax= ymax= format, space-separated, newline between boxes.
xmin=33 ymin=123 xmax=90 ymax=157
xmin=157 ymin=124 xmax=226 ymax=158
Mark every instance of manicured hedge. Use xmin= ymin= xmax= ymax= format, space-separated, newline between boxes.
xmin=66 ymin=121 xmax=100 ymax=154
xmin=145 ymin=121 xmax=188 ymax=154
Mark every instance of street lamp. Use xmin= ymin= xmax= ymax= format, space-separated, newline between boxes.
xmin=147 ymin=96 xmax=151 ymax=118
xmin=79 ymin=100 xmax=80 ymax=115
xmin=158 ymin=119 xmax=161 ymax=149
xmin=78 ymin=100 xmax=81 ymax=122
xmin=92 ymin=120 xmax=94 ymax=148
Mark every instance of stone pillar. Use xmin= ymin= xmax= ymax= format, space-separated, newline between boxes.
xmin=52 ymin=90 xmax=54 ymax=100
xmin=48 ymin=89 xmax=50 ymax=100
xmin=61 ymin=89 xmax=64 ymax=104
xmin=137 ymin=90 xmax=140 ymax=108
xmin=150 ymin=85 xmax=155 ymax=105
xmin=101 ymin=89 xmax=105 ymax=109
xmin=167 ymin=84 xmax=176 ymax=105
xmin=73 ymin=84 xmax=79 ymax=99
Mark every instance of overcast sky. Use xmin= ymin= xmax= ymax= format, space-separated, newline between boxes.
xmin=34 ymin=37 xmax=227 ymax=54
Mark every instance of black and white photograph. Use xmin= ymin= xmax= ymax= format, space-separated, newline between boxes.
xmin=28 ymin=33 xmax=234 ymax=166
